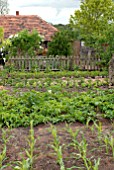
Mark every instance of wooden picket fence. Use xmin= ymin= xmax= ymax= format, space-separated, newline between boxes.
xmin=8 ymin=55 xmax=102 ymax=71
xmin=8 ymin=56 xmax=70 ymax=71
xmin=75 ymin=55 xmax=101 ymax=70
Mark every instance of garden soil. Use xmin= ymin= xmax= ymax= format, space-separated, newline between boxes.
xmin=0 ymin=119 xmax=114 ymax=170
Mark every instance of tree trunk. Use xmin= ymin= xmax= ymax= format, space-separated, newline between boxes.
xmin=109 ymin=55 xmax=114 ymax=87
xmin=69 ymin=40 xmax=81 ymax=71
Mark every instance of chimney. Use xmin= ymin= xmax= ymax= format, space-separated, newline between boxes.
xmin=16 ymin=11 xmax=19 ymax=16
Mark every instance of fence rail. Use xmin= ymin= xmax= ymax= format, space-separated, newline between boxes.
xmin=8 ymin=55 xmax=102 ymax=71
xmin=9 ymin=56 xmax=70 ymax=71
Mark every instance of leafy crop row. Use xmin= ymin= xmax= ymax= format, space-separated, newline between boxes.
xmin=0 ymin=70 xmax=108 ymax=80
xmin=0 ymin=89 xmax=113 ymax=127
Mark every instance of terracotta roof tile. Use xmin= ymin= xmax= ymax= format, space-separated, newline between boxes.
xmin=0 ymin=15 xmax=58 ymax=41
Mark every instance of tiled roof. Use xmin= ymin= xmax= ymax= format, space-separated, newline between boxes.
xmin=0 ymin=14 xmax=58 ymax=41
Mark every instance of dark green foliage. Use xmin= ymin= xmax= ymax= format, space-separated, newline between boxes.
xmin=0 ymin=88 xmax=113 ymax=127
xmin=95 ymin=24 xmax=114 ymax=65
xmin=48 ymin=30 xmax=72 ymax=57
xmin=48 ymin=24 xmax=81 ymax=57
xmin=0 ymin=70 xmax=111 ymax=128
xmin=70 ymin=0 xmax=114 ymax=65
xmin=53 ymin=24 xmax=70 ymax=31
xmin=70 ymin=0 xmax=114 ymax=43
xmin=53 ymin=24 xmax=81 ymax=40
xmin=7 ymin=29 xmax=43 ymax=57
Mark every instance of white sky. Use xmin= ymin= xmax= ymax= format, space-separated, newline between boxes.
xmin=8 ymin=0 xmax=80 ymax=24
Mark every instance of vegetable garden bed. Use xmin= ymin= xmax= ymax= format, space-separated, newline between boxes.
xmin=0 ymin=70 xmax=113 ymax=169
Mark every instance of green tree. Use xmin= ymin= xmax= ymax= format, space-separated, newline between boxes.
xmin=53 ymin=24 xmax=69 ymax=31
xmin=53 ymin=24 xmax=81 ymax=40
xmin=70 ymin=0 xmax=114 ymax=45
xmin=7 ymin=29 xmax=44 ymax=58
xmin=0 ymin=0 xmax=9 ymax=15
xmin=94 ymin=23 xmax=114 ymax=65
xmin=70 ymin=0 xmax=114 ymax=67
xmin=48 ymin=30 xmax=73 ymax=57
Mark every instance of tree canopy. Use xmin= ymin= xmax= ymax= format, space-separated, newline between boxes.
xmin=48 ymin=24 xmax=81 ymax=57
xmin=70 ymin=0 xmax=114 ymax=45
xmin=7 ymin=29 xmax=44 ymax=58
xmin=70 ymin=0 xmax=114 ymax=65
xmin=53 ymin=24 xmax=81 ymax=40
xmin=47 ymin=30 xmax=73 ymax=57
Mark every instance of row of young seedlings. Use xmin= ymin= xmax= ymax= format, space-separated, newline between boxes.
xmin=0 ymin=121 xmax=114 ymax=170
xmin=0 ymin=128 xmax=9 ymax=169
xmin=51 ymin=121 xmax=114 ymax=170
xmin=2 ymin=77 xmax=108 ymax=89
xmin=51 ymin=125 xmax=100 ymax=170
xmin=0 ymin=121 xmax=35 ymax=170
xmin=87 ymin=121 xmax=114 ymax=158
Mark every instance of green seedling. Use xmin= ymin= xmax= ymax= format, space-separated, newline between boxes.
xmin=89 ymin=123 xmax=95 ymax=135
xmin=25 ymin=120 xmax=36 ymax=169
xmin=0 ymin=128 xmax=11 ymax=169
xmin=77 ymin=137 xmax=90 ymax=170
xmin=66 ymin=124 xmax=79 ymax=149
xmin=77 ymin=135 xmax=100 ymax=170
xmin=87 ymin=158 xmax=100 ymax=170
xmin=50 ymin=125 xmax=65 ymax=170
xmin=93 ymin=158 xmax=101 ymax=170
xmin=86 ymin=118 xmax=94 ymax=128
xmin=103 ymin=135 xmax=110 ymax=154
xmin=94 ymin=122 xmax=102 ymax=137
xmin=109 ymin=135 xmax=114 ymax=159
xmin=13 ymin=158 xmax=31 ymax=170
xmin=66 ymin=166 xmax=82 ymax=170
xmin=93 ymin=121 xmax=103 ymax=144
xmin=14 ymin=120 xmax=36 ymax=170
xmin=0 ymin=145 xmax=7 ymax=169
